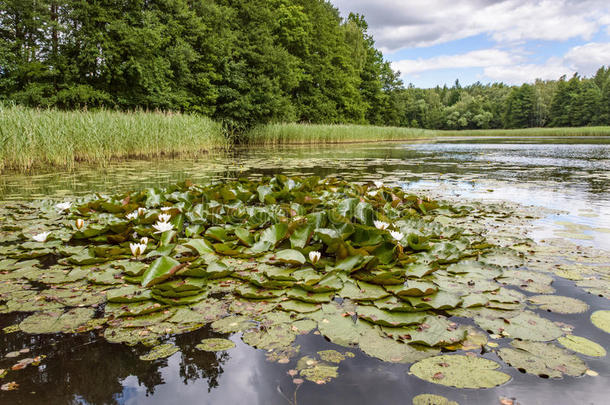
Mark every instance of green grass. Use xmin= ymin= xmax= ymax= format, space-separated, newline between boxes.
xmin=2 ymin=106 xmax=609 ymax=173
xmin=246 ymin=123 xmax=436 ymax=144
xmin=0 ymin=105 xmax=227 ymax=172
xmin=248 ymin=123 xmax=610 ymax=144
xmin=437 ymin=126 xmax=610 ymax=137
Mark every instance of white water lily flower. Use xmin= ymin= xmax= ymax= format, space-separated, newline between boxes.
xmin=309 ymin=251 xmax=321 ymax=264
xmin=153 ymin=221 xmax=174 ymax=234
xmin=160 ymin=207 xmax=172 ymax=212
xmin=137 ymin=207 xmax=147 ymax=217
xmin=75 ymin=219 xmax=85 ymax=230
xmin=374 ymin=181 xmax=383 ymax=188
xmin=32 ymin=232 xmax=51 ymax=242
xmin=367 ymin=190 xmax=378 ymax=197
xmin=374 ymin=220 xmax=389 ymax=230
xmin=390 ymin=231 xmax=404 ymax=242
xmin=130 ymin=242 xmax=147 ymax=257
xmin=140 ymin=237 xmax=149 ymax=245
xmin=126 ymin=211 xmax=139 ymax=220
xmin=158 ymin=213 xmax=172 ymax=223
xmin=55 ymin=202 xmax=72 ymax=212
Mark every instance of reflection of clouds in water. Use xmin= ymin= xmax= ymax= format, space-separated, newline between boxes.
xmin=123 ymin=338 xmax=279 ymax=405
xmin=404 ymin=178 xmax=610 ymax=250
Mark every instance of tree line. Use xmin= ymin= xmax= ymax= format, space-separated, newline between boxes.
xmin=1 ymin=0 xmax=609 ymax=131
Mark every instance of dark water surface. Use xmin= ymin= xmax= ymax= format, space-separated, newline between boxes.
xmin=1 ymin=136 xmax=609 ymax=405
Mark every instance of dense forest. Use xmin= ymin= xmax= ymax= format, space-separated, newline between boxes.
xmin=1 ymin=0 xmax=609 ymax=131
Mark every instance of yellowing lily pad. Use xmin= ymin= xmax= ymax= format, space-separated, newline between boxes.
xmin=557 ymin=335 xmax=606 ymax=357
xmin=591 ymin=310 xmax=610 ymax=333
xmin=412 ymin=394 xmax=459 ymax=405
xmin=528 ymin=295 xmax=588 ymax=314
xmin=410 ymin=354 xmax=510 ymax=388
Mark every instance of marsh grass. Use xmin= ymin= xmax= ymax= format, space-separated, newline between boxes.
xmin=248 ymin=123 xmax=610 ymax=144
xmin=246 ymin=123 xmax=436 ymax=144
xmin=0 ymin=105 xmax=227 ymax=172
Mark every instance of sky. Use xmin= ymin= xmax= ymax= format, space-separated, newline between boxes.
xmin=331 ymin=0 xmax=610 ymax=88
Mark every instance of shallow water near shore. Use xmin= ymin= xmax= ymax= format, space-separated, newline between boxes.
xmin=1 ymin=136 xmax=609 ymax=405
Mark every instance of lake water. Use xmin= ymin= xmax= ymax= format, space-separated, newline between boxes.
xmin=1 ymin=137 xmax=609 ymax=404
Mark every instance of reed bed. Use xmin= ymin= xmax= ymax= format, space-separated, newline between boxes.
xmin=246 ymin=123 xmax=436 ymax=144
xmin=0 ymin=105 xmax=227 ymax=172
xmin=437 ymin=126 xmax=610 ymax=137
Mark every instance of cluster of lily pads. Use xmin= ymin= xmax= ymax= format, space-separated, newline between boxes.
xmin=0 ymin=175 xmax=608 ymax=391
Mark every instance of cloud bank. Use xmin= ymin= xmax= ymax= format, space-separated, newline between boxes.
xmin=332 ymin=0 xmax=610 ymax=85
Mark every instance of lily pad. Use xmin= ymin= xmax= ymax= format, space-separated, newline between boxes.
xmin=474 ymin=310 xmax=563 ymax=341
xmin=591 ymin=310 xmax=610 ymax=333
xmin=195 ymin=338 xmax=236 ymax=352
xmin=410 ymin=355 xmax=511 ymax=388
xmin=528 ymin=295 xmax=589 ymax=314
xmin=497 ymin=340 xmax=587 ymax=378
xmin=139 ymin=343 xmax=179 ymax=361
xmin=557 ymin=335 xmax=606 ymax=357
xmin=412 ymin=394 xmax=459 ymax=405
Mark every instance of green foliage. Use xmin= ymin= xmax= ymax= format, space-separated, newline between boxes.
xmin=0 ymin=1 xmax=607 ymax=132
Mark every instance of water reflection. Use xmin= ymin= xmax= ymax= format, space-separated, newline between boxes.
xmin=1 ymin=137 xmax=609 ymax=404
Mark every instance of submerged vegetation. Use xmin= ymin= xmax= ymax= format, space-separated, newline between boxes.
xmin=0 ymin=175 xmax=607 ymax=394
xmin=0 ymin=105 xmax=226 ymax=172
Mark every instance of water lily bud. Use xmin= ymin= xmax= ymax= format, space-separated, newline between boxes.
xmin=75 ymin=219 xmax=85 ymax=230
xmin=138 ymin=207 xmax=147 ymax=217
xmin=309 ymin=251 xmax=321 ymax=264
xmin=130 ymin=242 xmax=146 ymax=258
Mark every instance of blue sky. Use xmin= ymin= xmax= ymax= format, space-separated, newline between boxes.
xmin=331 ymin=0 xmax=610 ymax=88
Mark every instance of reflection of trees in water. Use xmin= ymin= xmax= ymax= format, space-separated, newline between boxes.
xmin=0 ymin=314 xmax=229 ymax=405
xmin=174 ymin=329 xmax=230 ymax=392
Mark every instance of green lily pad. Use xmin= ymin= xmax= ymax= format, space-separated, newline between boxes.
xmin=195 ymin=338 xmax=236 ymax=352
xmin=19 ymin=308 xmax=95 ymax=334
xmin=211 ymin=315 xmax=256 ymax=333
xmin=141 ymin=256 xmax=184 ymax=288
xmin=139 ymin=343 xmax=179 ymax=361
xmin=498 ymin=340 xmax=588 ymax=378
xmin=242 ymin=324 xmax=296 ymax=351
xmin=357 ymin=305 xmax=427 ymax=327
xmin=339 ymin=280 xmax=390 ymax=301
xmin=528 ymin=295 xmax=589 ymax=314
xmin=410 ymin=355 xmax=511 ymax=388
xmin=591 ymin=310 xmax=610 ymax=333
xmin=557 ymin=335 xmax=606 ymax=357
xmin=317 ymin=350 xmax=355 ymax=363
xmin=358 ymin=321 xmax=439 ymax=363
xmin=386 ymin=280 xmax=438 ymax=297
xmin=296 ymin=356 xmax=338 ymax=384
xmin=474 ymin=310 xmax=563 ymax=341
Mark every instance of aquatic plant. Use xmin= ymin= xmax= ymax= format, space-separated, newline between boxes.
xmin=0 ymin=105 xmax=227 ymax=172
xmin=0 ymin=175 xmax=605 ymax=389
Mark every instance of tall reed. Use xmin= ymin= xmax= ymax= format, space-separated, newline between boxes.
xmin=246 ymin=123 xmax=436 ymax=144
xmin=0 ymin=105 xmax=227 ymax=172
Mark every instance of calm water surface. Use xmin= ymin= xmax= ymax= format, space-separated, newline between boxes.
xmin=1 ymin=136 xmax=609 ymax=405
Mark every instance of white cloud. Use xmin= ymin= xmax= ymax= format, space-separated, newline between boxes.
xmin=564 ymin=42 xmax=610 ymax=74
xmin=392 ymin=42 xmax=610 ymax=84
xmin=483 ymin=60 xmax=573 ymax=83
xmin=392 ymin=49 xmax=515 ymax=75
xmin=332 ymin=0 xmax=610 ymax=52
